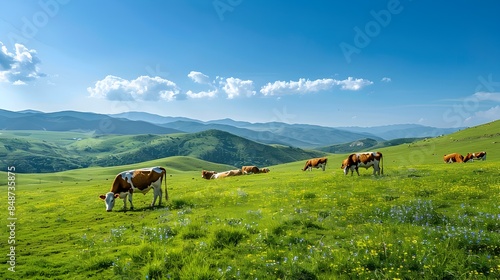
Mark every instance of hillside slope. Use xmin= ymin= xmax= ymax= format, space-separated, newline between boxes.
xmin=317 ymin=137 xmax=423 ymax=154
xmin=0 ymin=129 xmax=324 ymax=173
xmin=374 ymin=120 xmax=500 ymax=167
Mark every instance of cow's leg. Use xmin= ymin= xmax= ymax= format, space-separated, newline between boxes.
xmin=151 ymin=186 xmax=161 ymax=207
xmin=128 ymin=192 xmax=134 ymax=210
xmin=355 ymin=167 xmax=360 ymax=176
xmin=151 ymin=179 xmax=163 ymax=207
xmin=321 ymin=164 xmax=326 ymax=171
xmin=122 ymin=193 xmax=128 ymax=210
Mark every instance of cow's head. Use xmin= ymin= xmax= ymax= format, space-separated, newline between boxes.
xmin=99 ymin=192 xmax=120 ymax=212
xmin=341 ymin=158 xmax=355 ymax=175
xmin=201 ymin=170 xmax=217 ymax=179
xmin=340 ymin=158 xmax=349 ymax=169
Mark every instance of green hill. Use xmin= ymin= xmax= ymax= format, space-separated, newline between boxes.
xmin=0 ymin=129 xmax=325 ymax=173
xmin=374 ymin=120 xmax=500 ymax=167
xmin=316 ymin=137 xmax=423 ymax=154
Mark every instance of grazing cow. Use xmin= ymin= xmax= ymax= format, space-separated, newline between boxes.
xmin=242 ymin=166 xmax=260 ymax=174
xmin=302 ymin=157 xmax=328 ymax=171
xmin=464 ymin=151 xmax=486 ymax=162
xmin=99 ymin=166 xmax=167 ymax=212
xmin=443 ymin=153 xmax=464 ymax=163
xmin=341 ymin=152 xmax=383 ymax=176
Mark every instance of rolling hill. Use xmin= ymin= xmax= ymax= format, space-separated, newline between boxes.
xmin=317 ymin=137 xmax=424 ymax=154
xmin=0 ymin=129 xmax=325 ymax=173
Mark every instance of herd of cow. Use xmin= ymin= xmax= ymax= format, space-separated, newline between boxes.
xmin=99 ymin=150 xmax=486 ymax=212
xmin=443 ymin=151 xmax=487 ymax=163
xmin=201 ymin=165 xmax=270 ymax=179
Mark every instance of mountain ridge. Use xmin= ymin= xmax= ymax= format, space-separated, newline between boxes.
xmin=0 ymin=109 xmax=463 ymax=147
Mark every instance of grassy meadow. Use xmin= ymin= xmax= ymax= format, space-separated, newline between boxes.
xmin=1 ymin=121 xmax=500 ymax=279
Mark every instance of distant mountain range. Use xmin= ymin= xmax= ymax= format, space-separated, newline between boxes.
xmin=1 ymin=109 xmax=462 ymax=148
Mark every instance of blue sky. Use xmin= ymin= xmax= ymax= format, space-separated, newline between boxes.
xmin=1 ymin=0 xmax=499 ymax=128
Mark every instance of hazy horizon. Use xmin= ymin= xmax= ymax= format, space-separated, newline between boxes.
xmin=1 ymin=1 xmax=499 ymax=128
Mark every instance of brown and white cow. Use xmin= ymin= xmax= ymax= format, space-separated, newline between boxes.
xmin=202 ymin=170 xmax=217 ymax=179
xmin=242 ymin=166 xmax=260 ymax=174
xmin=341 ymin=152 xmax=383 ymax=176
xmin=202 ymin=169 xmax=243 ymax=179
xmin=302 ymin=157 xmax=328 ymax=171
xmin=214 ymin=169 xmax=243 ymax=178
xmin=464 ymin=151 xmax=486 ymax=162
xmin=99 ymin=166 xmax=167 ymax=212
xmin=443 ymin=153 xmax=464 ymax=163
xmin=259 ymin=167 xmax=270 ymax=173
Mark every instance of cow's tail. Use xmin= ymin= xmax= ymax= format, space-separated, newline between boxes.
xmin=380 ymin=154 xmax=384 ymax=175
xmin=161 ymin=167 xmax=168 ymax=201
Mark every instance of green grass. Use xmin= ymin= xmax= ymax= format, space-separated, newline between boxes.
xmin=0 ymin=121 xmax=499 ymax=279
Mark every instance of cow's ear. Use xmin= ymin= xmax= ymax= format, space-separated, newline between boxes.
xmin=99 ymin=195 xmax=106 ymax=200
xmin=114 ymin=193 xmax=120 ymax=198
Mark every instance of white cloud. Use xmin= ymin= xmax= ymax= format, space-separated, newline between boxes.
xmin=186 ymin=71 xmax=219 ymax=98
xmin=464 ymin=105 xmax=500 ymax=125
xmin=87 ymin=75 xmax=180 ymax=101
xmin=381 ymin=77 xmax=392 ymax=82
xmin=186 ymin=89 xmax=218 ymax=99
xmin=260 ymin=77 xmax=373 ymax=95
xmin=472 ymin=92 xmax=500 ymax=102
xmin=188 ymin=71 xmax=211 ymax=85
xmin=220 ymin=77 xmax=256 ymax=99
xmin=338 ymin=77 xmax=373 ymax=90
xmin=476 ymin=105 xmax=500 ymax=118
xmin=260 ymin=78 xmax=335 ymax=95
xmin=13 ymin=80 xmax=26 ymax=86
xmin=0 ymin=42 xmax=45 ymax=84
xmin=186 ymin=71 xmax=256 ymax=99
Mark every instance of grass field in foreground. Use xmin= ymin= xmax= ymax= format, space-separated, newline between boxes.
xmin=1 ymin=154 xmax=499 ymax=279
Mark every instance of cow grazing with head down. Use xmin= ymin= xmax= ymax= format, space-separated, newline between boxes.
xmin=302 ymin=157 xmax=328 ymax=171
xmin=443 ymin=153 xmax=464 ymax=163
xmin=99 ymin=166 xmax=167 ymax=212
xmin=341 ymin=152 xmax=383 ymax=176
xmin=464 ymin=151 xmax=486 ymax=162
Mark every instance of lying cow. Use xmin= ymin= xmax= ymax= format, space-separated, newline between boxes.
xmin=464 ymin=151 xmax=486 ymax=162
xmin=99 ymin=166 xmax=167 ymax=212
xmin=242 ymin=166 xmax=260 ymax=174
xmin=341 ymin=152 xmax=383 ymax=176
xmin=443 ymin=153 xmax=464 ymax=163
xmin=215 ymin=169 xmax=243 ymax=178
xmin=241 ymin=166 xmax=270 ymax=174
xmin=302 ymin=157 xmax=328 ymax=171
xmin=259 ymin=167 xmax=270 ymax=173
xmin=201 ymin=169 xmax=242 ymax=179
